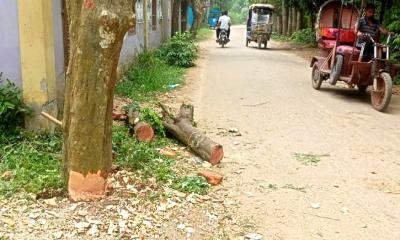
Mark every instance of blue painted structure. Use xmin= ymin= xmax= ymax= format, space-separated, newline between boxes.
xmin=208 ymin=9 xmax=221 ymax=28
xmin=188 ymin=5 xmax=194 ymax=28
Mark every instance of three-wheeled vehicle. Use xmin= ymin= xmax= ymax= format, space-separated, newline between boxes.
xmin=246 ymin=4 xmax=275 ymax=49
xmin=208 ymin=9 xmax=221 ymax=29
xmin=311 ymin=0 xmax=398 ymax=111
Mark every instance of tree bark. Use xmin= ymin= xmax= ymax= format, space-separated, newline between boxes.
xmin=287 ymin=7 xmax=292 ymax=35
xmin=277 ymin=15 xmax=282 ymax=35
xmin=171 ymin=0 xmax=181 ymax=35
xmin=64 ymin=0 xmax=135 ymax=201
xmin=296 ymin=10 xmax=302 ymax=31
xmin=160 ymin=104 xmax=224 ymax=165
xmin=282 ymin=0 xmax=288 ymax=35
xmin=291 ymin=8 xmax=297 ymax=33
xmin=190 ymin=0 xmax=206 ymax=38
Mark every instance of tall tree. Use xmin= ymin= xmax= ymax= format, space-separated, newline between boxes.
xmin=64 ymin=0 xmax=135 ymax=201
xmin=191 ymin=0 xmax=208 ymax=37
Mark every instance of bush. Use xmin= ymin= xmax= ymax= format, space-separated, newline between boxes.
xmin=157 ymin=32 xmax=198 ymax=68
xmin=116 ymin=50 xmax=184 ymax=101
xmin=0 ymin=74 xmax=32 ymax=134
xmin=290 ymin=28 xmax=317 ymax=46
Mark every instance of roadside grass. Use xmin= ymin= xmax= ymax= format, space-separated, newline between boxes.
xmin=272 ymin=28 xmax=317 ymax=48
xmin=116 ymin=50 xmax=184 ymax=102
xmin=0 ymin=131 xmax=64 ymax=198
xmin=196 ymin=26 xmax=214 ymax=41
xmin=112 ymin=125 xmax=210 ymax=195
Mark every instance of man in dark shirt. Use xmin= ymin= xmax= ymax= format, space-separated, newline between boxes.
xmin=357 ymin=3 xmax=392 ymax=59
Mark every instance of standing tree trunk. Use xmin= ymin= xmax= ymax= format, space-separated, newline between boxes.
xmin=282 ymin=0 xmax=288 ymax=36
xmin=291 ymin=8 xmax=297 ymax=33
xmin=296 ymin=10 xmax=302 ymax=31
xmin=172 ymin=0 xmax=181 ymax=35
xmin=287 ymin=7 xmax=292 ymax=36
xmin=190 ymin=0 xmax=206 ymax=38
xmin=64 ymin=0 xmax=135 ymax=201
xmin=277 ymin=15 xmax=282 ymax=35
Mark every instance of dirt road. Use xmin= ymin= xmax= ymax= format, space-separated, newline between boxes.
xmin=180 ymin=26 xmax=400 ymax=239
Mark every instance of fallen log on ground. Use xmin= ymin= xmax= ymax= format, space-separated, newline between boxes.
xmin=159 ymin=103 xmax=224 ymax=165
xmin=126 ymin=109 xmax=154 ymax=142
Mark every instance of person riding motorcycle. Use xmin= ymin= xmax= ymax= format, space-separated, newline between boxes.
xmin=216 ymin=11 xmax=231 ymax=42
xmin=356 ymin=3 xmax=393 ymax=60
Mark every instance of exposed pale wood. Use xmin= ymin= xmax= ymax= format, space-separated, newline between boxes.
xmin=41 ymin=112 xmax=63 ymax=127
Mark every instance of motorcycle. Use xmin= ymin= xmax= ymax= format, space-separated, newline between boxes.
xmin=217 ymin=29 xmax=229 ymax=48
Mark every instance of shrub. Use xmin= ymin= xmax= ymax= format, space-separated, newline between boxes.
xmin=157 ymin=32 xmax=198 ymax=68
xmin=0 ymin=74 xmax=32 ymax=134
xmin=290 ymin=28 xmax=317 ymax=46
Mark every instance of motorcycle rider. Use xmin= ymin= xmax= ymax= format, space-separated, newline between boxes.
xmin=357 ymin=3 xmax=393 ymax=60
xmin=216 ymin=10 xmax=231 ymax=42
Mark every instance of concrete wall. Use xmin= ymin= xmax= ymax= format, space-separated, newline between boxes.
xmin=119 ymin=0 xmax=172 ymax=67
xmin=52 ymin=0 xmax=66 ymax=111
xmin=0 ymin=0 xmax=22 ymax=87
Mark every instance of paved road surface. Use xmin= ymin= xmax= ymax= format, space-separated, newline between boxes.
xmin=183 ymin=26 xmax=400 ymax=240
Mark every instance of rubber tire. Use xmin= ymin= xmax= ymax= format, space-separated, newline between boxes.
xmin=246 ymin=39 xmax=249 ymax=47
xmin=222 ymin=42 xmax=225 ymax=48
xmin=357 ymin=85 xmax=368 ymax=92
xmin=258 ymin=36 xmax=262 ymax=49
xmin=264 ymin=41 xmax=268 ymax=49
xmin=371 ymin=72 xmax=392 ymax=112
xmin=312 ymin=63 xmax=323 ymax=90
xmin=329 ymin=55 xmax=343 ymax=85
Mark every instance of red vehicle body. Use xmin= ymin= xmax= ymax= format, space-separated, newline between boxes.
xmin=310 ymin=0 xmax=398 ymax=111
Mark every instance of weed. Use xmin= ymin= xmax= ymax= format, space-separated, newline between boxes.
xmin=173 ymin=175 xmax=210 ymax=195
xmin=294 ymin=153 xmax=329 ymax=166
xmin=0 ymin=74 xmax=32 ymax=134
xmin=282 ymin=184 xmax=308 ymax=193
xmin=116 ymin=51 xmax=184 ymax=101
xmin=268 ymin=184 xmax=278 ymax=190
xmin=157 ymin=32 xmax=198 ymax=68
xmin=0 ymin=131 xmax=64 ymax=197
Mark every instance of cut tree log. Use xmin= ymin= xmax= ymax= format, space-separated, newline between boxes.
xmin=126 ymin=109 xmax=154 ymax=142
xmin=159 ymin=103 xmax=224 ymax=165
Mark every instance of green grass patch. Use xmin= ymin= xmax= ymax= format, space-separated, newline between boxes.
xmin=196 ymin=27 xmax=214 ymax=41
xmin=0 ymin=131 xmax=64 ymax=198
xmin=112 ymin=125 xmax=210 ymax=194
xmin=272 ymin=28 xmax=317 ymax=47
xmin=116 ymin=50 xmax=184 ymax=101
xmin=173 ymin=175 xmax=210 ymax=195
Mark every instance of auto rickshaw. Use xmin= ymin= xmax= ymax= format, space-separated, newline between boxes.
xmin=310 ymin=0 xmax=398 ymax=111
xmin=208 ymin=9 xmax=221 ymax=29
xmin=246 ymin=4 xmax=275 ymax=49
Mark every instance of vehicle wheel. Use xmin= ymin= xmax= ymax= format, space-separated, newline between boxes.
xmin=371 ymin=72 xmax=392 ymax=112
xmin=329 ymin=55 xmax=343 ymax=85
xmin=357 ymin=85 xmax=368 ymax=92
xmin=312 ymin=63 xmax=323 ymax=90
xmin=222 ymin=43 xmax=225 ymax=48
xmin=258 ymin=36 xmax=262 ymax=49
xmin=264 ymin=41 xmax=268 ymax=49
xmin=246 ymin=39 xmax=249 ymax=47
